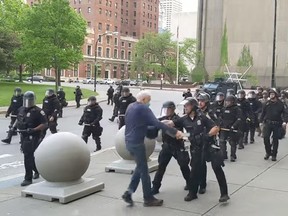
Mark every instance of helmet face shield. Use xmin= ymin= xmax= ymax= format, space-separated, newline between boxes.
xmin=215 ymin=95 xmax=224 ymax=102
xmin=23 ymin=91 xmax=36 ymax=108
xmin=160 ymin=108 xmax=168 ymax=117
xmin=45 ymin=89 xmax=54 ymax=97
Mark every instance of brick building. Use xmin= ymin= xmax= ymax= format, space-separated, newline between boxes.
xmin=26 ymin=0 xmax=159 ymax=80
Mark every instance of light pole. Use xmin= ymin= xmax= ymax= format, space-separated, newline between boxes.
xmin=94 ymin=31 xmax=118 ymax=92
xmin=271 ymin=0 xmax=277 ymax=88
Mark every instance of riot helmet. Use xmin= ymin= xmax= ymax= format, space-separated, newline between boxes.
xmin=225 ymin=95 xmax=236 ymax=107
xmin=180 ymin=97 xmax=198 ymax=115
xmin=226 ymin=89 xmax=235 ymax=97
xmin=269 ymin=88 xmax=278 ymax=100
xmin=197 ymin=92 xmax=210 ymax=109
xmin=45 ymin=89 xmax=55 ymax=97
xmin=237 ymin=90 xmax=246 ymax=99
xmin=122 ymin=87 xmax=130 ymax=97
xmin=262 ymin=90 xmax=269 ymax=99
xmin=257 ymin=87 xmax=263 ymax=93
xmin=160 ymin=101 xmax=176 ymax=117
xmin=14 ymin=87 xmax=22 ymax=96
xmin=88 ymin=96 xmax=97 ymax=106
xmin=247 ymin=91 xmax=256 ymax=99
xmin=58 ymin=87 xmax=63 ymax=91
xmin=215 ymin=92 xmax=225 ymax=102
xmin=23 ymin=91 xmax=36 ymax=108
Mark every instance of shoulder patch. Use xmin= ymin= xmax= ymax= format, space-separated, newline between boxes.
xmin=40 ymin=110 xmax=45 ymax=116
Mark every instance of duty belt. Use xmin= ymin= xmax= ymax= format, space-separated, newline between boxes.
xmin=266 ymin=120 xmax=281 ymax=125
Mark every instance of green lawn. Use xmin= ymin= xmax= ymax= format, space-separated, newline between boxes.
xmin=0 ymin=82 xmax=97 ymax=106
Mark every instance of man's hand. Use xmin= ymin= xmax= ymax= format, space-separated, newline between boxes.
xmin=26 ymin=128 xmax=35 ymax=134
xmin=78 ymin=121 xmax=83 ymax=126
xmin=161 ymin=120 xmax=174 ymax=127
xmin=283 ymin=122 xmax=287 ymax=128
xmin=175 ymin=130 xmax=184 ymax=139
xmin=259 ymin=123 xmax=263 ymax=127
xmin=49 ymin=116 xmax=54 ymax=122
xmin=5 ymin=113 xmax=9 ymax=118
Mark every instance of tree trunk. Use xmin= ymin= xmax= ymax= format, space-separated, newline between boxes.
xmin=55 ymin=67 xmax=60 ymax=91
xmin=19 ymin=65 xmax=23 ymax=82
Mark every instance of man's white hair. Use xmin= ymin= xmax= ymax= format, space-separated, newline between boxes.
xmin=136 ymin=90 xmax=151 ymax=102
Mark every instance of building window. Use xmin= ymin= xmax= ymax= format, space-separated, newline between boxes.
xmin=99 ymin=0 xmax=102 ymax=3
xmin=143 ymin=3 xmax=145 ymax=9
xmin=87 ymin=45 xmax=92 ymax=56
xmin=133 ymin=20 xmax=136 ymax=25
xmin=98 ymin=35 xmax=102 ymax=43
xmin=74 ymin=0 xmax=76 ymax=4
xmin=121 ymin=64 xmax=125 ymax=70
xmin=78 ymin=8 xmax=81 ymax=13
xmin=73 ymin=65 xmax=78 ymax=77
xmin=121 ymin=50 xmax=125 ymax=59
xmin=143 ymin=12 xmax=145 ymax=17
xmin=125 ymin=10 xmax=128 ymax=16
xmin=115 ymin=3 xmax=118 ymax=8
xmin=98 ymin=22 xmax=102 ymax=30
xmin=134 ymin=2 xmax=136 ymax=8
xmin=88 ymin=7 xmax=91 ymax=13
xmin=114 ymin=49 xmax=118 ymax=58
xmin=121 ymin=18 xmax=123 ymax=23
xmin=114 ymin=26 xmax=118 ymax=32
xmin=126 ymin=1 xmax=128 ymax=7
xmin=121 ymin=41 xmax=125 ymax=47
xmin=79 ymin=0 xmax=81 ymax=3
xmin=113 ymin=70 xmax=117 ymax=78
xmin=114 ymin=38 xmax=118 ymax=46
xmin=87 ymin=21 xmax=91 ymax=27
xmin=143 ymin=20 xmax=145 ymax=25
xmin=125 ymin=19 xmax=128 ymax=24
xmin=106 ymin=0 xmax=108 ymax=6
xmin=106 ymin=48 xmax=110 ymax=58
xmin=99 ymin=8 xmax=102 ymax=14
xmin=106 ymin=36 xmax=110 ymax=44
xmin=109 ymin=11 xmax=112 ymax=17
xmin=109 ymin=1 xmax=112 ymax=6
xmin=150 ymin=22 xmax=152 ymax=28
xmin=154 ymin=23 xmax=156 ymax=29
xmin=128 ymin=43 xmax=132 ymax=48
xmin=115 ymin=12 xmax=118 ymax=18
xmin=128 ymin=51 xmax=132 ymax=60
xmin=121 ymin=0 xmax=123 ymax=6
xmin=134 ymin=11 xmax=136 ymax=17
xmin=155 ymin=7 xmax=157 ymax=12
xmin=133 ymin=32 xmax=136 ymax=37
xmin=106 ymin=24 xmax=110 ymax=31
xmin=97 ymin=47 xmax=102 ymax=57
xmin=154 ymin=15 xmax=157 ymax=20
xmin=46 ymin=69 xmax=51 ymax=76
xmin=121 ymin=9 xmax=123 ymax=15
xmin=105 ymin=10 xmax=108 ymax=16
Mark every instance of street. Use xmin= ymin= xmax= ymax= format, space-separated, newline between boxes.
xmin=0 ymin=86 xmax=184 ymax=187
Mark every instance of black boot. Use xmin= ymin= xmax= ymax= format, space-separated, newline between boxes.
xmin=264 ymin=154 xmax=270 ymax=160
xmin=219 ymin=194 xmax=230 ymax=202
xmin=184 ymin=191 xmax=198 ymax=201
xmin=122 ymin=191 xmax=134 ymax=206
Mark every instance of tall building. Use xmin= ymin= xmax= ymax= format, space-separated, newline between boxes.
xmin=201 ymin=0 xmax=288 ymax=87
xmin=159 ymin=0 xmax=182 ymax=31
xmin=25 ymin=0 xmax=159 ymax=80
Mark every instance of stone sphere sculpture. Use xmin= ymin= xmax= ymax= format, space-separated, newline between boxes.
xmin=115 ymin=126 xmax=156 ymax=160
xmin=35 ymin=132 xmax=90 ymax=182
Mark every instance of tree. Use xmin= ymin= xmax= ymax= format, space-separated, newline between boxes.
xmin=220 ymin=22 xmax=229 ymax=66
xmin=17 ymin=0 xmax=87 ymax=90
xmin=0 ymin=0 xmax=28 ymax=78
xmin=132 ymin=32 xmax=188 ymax=83
xmin=180 ymin=38 xmax=199 ymax=67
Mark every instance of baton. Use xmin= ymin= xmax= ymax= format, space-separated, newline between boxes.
xmin=10 ymin=115 xmax=17 ymax=118
xmin=221 ymin=128 xmax=238 ymax=133
xmin=182 ymin=132 xmax=190 ymax=141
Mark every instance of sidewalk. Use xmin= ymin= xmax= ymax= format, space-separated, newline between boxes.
xmin=1 ymin=135 xmax=288 ymax=215
xmin=0 ymin=92 xmax=107 ymax=115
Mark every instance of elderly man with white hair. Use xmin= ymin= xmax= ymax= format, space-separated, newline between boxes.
xmin=122 ymin=90 xmax=184 ymax=207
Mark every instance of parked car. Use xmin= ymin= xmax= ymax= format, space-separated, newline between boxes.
xmin=98 ymin=79 xmax=107 ymax=84
xmin=114 ymin=79 xmax=121 ymax=85
xmin=106 ymin=79 xmax=115 ymax=85
xmin=129 ymin=80 xmax=139 ymax=86
xmin=83 ymin=78 xmax=94 ymax=84
xmin=120 ymin=79 xmax=130 ymax=86
xmin=26 ymin=75 xmax=44 ymax=82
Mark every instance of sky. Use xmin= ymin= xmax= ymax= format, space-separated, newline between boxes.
xmin=182 ymin=0 xmax=198 ymax=12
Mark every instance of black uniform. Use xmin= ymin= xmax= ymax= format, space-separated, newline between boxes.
xmin=260 ymin=100 xmax=288 ymax=159
xmin=118 ymin=94 xmax=136 ymax=129
xmin=174 ymin=111 xmax=228 ymax=200
xmin=79 ymin=103 xmax=103 ymax=150
xmin=183 ymin=92 xmax=192 ymax=99
xmin=152 ymin=114 xmax=190 ymax=193
xmin=247 ymin=98 xmax=262 ymax=143
xmin=109 ymin=91 xmax=121 ymax=121
xmin=74 ymin=88 xmax=83 ymax=108
xmin=107 ymin=87 xmax=114 ymax=105
xmin=219 ymin=104 xmax=242 ymax=160
xmin=42 ymin=94 xmax=60 ymax=135
xmin=16 ymin=106 xmax=47 ymax=182
xmin=212 ymin=101 xmax=224 ymax=119
xmin=236 ymin=98 xmax=252 ymax=147
xmin=57 ymin=90 xmax=66 ymax=117
xmin=6 ymin=94 xmax=23 ymax=129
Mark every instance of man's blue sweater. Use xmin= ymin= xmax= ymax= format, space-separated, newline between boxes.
xmin=125 ymin=102 xmax=177 ymax=144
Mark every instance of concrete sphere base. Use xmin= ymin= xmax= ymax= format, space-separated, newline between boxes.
xmin=35 ymin=132 xmax=90 ymax=182
xmin=115 ymin=126 xmax=156 ymax=160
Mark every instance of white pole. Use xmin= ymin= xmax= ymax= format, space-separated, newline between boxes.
xmin=176 ymin=17 xmax=180 ymax=85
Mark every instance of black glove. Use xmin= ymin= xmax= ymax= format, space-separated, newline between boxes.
xmin=78 ymin=121 xmax=83 ymax=126
xmin=26 ymin=128 xmax=35 ymax=134
xmin=5 ymin=113 xmax=9 ymax=118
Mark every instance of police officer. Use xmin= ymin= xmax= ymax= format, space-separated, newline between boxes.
xmin=109 ymin=89 xmax=121 ymax=122
xmin=182 ymin=88 xmax=192 ymax=99
xmin=107 ymin=86 xmax=114 ymax=105
xmin=166 ymin=98 xmax=229 ymax=203
xmin=78 ymin=96 xmax=103 ymax=151
xmin=1 ymin=87 xmax=23 ymax=144
xmin=219 ymin=95 xmax=242 ymax=162
xmin=256 ymin=87 xmax=264 ymax=99
xmin=74 ymin=86 xmax=83 ymax=108
xmin=213 ymin=92 xmax=225 ymax=118
xmin=226 ymin=89 xmax=235 ymax=97
xmin=236 ymin=90 xmax=252 ymax=149
xmin=258 ymin=90 xmax=269 ymax=137
xmin=42 ymin=89 xmax=60 ymax=137
xmin=118 ymin=87 xmax=136 ymax=129
xmin=151 ymin=101 xmax=190 ymax=195
xmin=280 ymin=90 xmax=288 ymax=108
xmin=260 ymin=89 xmax=288 ymax=161
xmin=16 ymin=91 xmax=47 ymax=186
xmin=57 ymin=87 xmax=66 ymax=118
xmin=247 ymin=91 xmax=262 ymax=143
